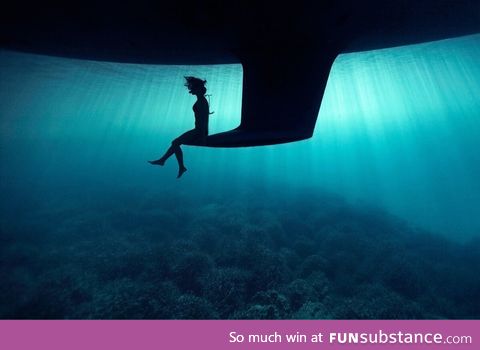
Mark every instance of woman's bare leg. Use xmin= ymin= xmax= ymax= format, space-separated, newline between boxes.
xmin=149 ymin=129 xmax=198 ymax=177
xmin=148 ymin=145 xmax=174 ymax=166
xmin=175 ymin=146 xmax=187 ymax=178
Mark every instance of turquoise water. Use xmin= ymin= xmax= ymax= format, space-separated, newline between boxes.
xmin=1 ymin=34 xmax=479 ymax=240
xmin=1 ymin=34 xmax=480 ymax=319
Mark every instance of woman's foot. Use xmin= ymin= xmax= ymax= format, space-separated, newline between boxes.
xmin=177 ymin=166 xmax=187 ymax=178
xmin=148 ymin=159 xmax=165 ymax=166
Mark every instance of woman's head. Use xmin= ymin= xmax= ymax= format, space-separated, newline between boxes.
xmin=184 ymin=76 xmax=207 ymax=96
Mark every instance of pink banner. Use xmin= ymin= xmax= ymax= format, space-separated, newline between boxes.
xmin=0 ymin=320 xmax=477 ymax=350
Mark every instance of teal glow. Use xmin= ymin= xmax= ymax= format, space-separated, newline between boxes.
xmin=1 ymin=34 xmax=479 ymax=240
xmin=314 ymin=34 xmax=480 ymax=240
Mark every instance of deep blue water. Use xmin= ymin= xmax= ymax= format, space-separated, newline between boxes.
xmin=1 ymin=34 xmax=479 ymax=319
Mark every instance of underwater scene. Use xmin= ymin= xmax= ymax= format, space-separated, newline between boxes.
xmin=1 ymin=34 xmax=480 ymax=319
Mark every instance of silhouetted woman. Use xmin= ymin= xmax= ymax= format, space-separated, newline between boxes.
xmin=149 ymin=76 xmax=210 ymax=178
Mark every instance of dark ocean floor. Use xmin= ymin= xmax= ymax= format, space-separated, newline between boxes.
xmin=1 ymin=184 xmax=479 ymax=319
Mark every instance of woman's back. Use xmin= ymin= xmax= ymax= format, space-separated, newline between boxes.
xmin=193 ymin=97 xmax=209 ymax=134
